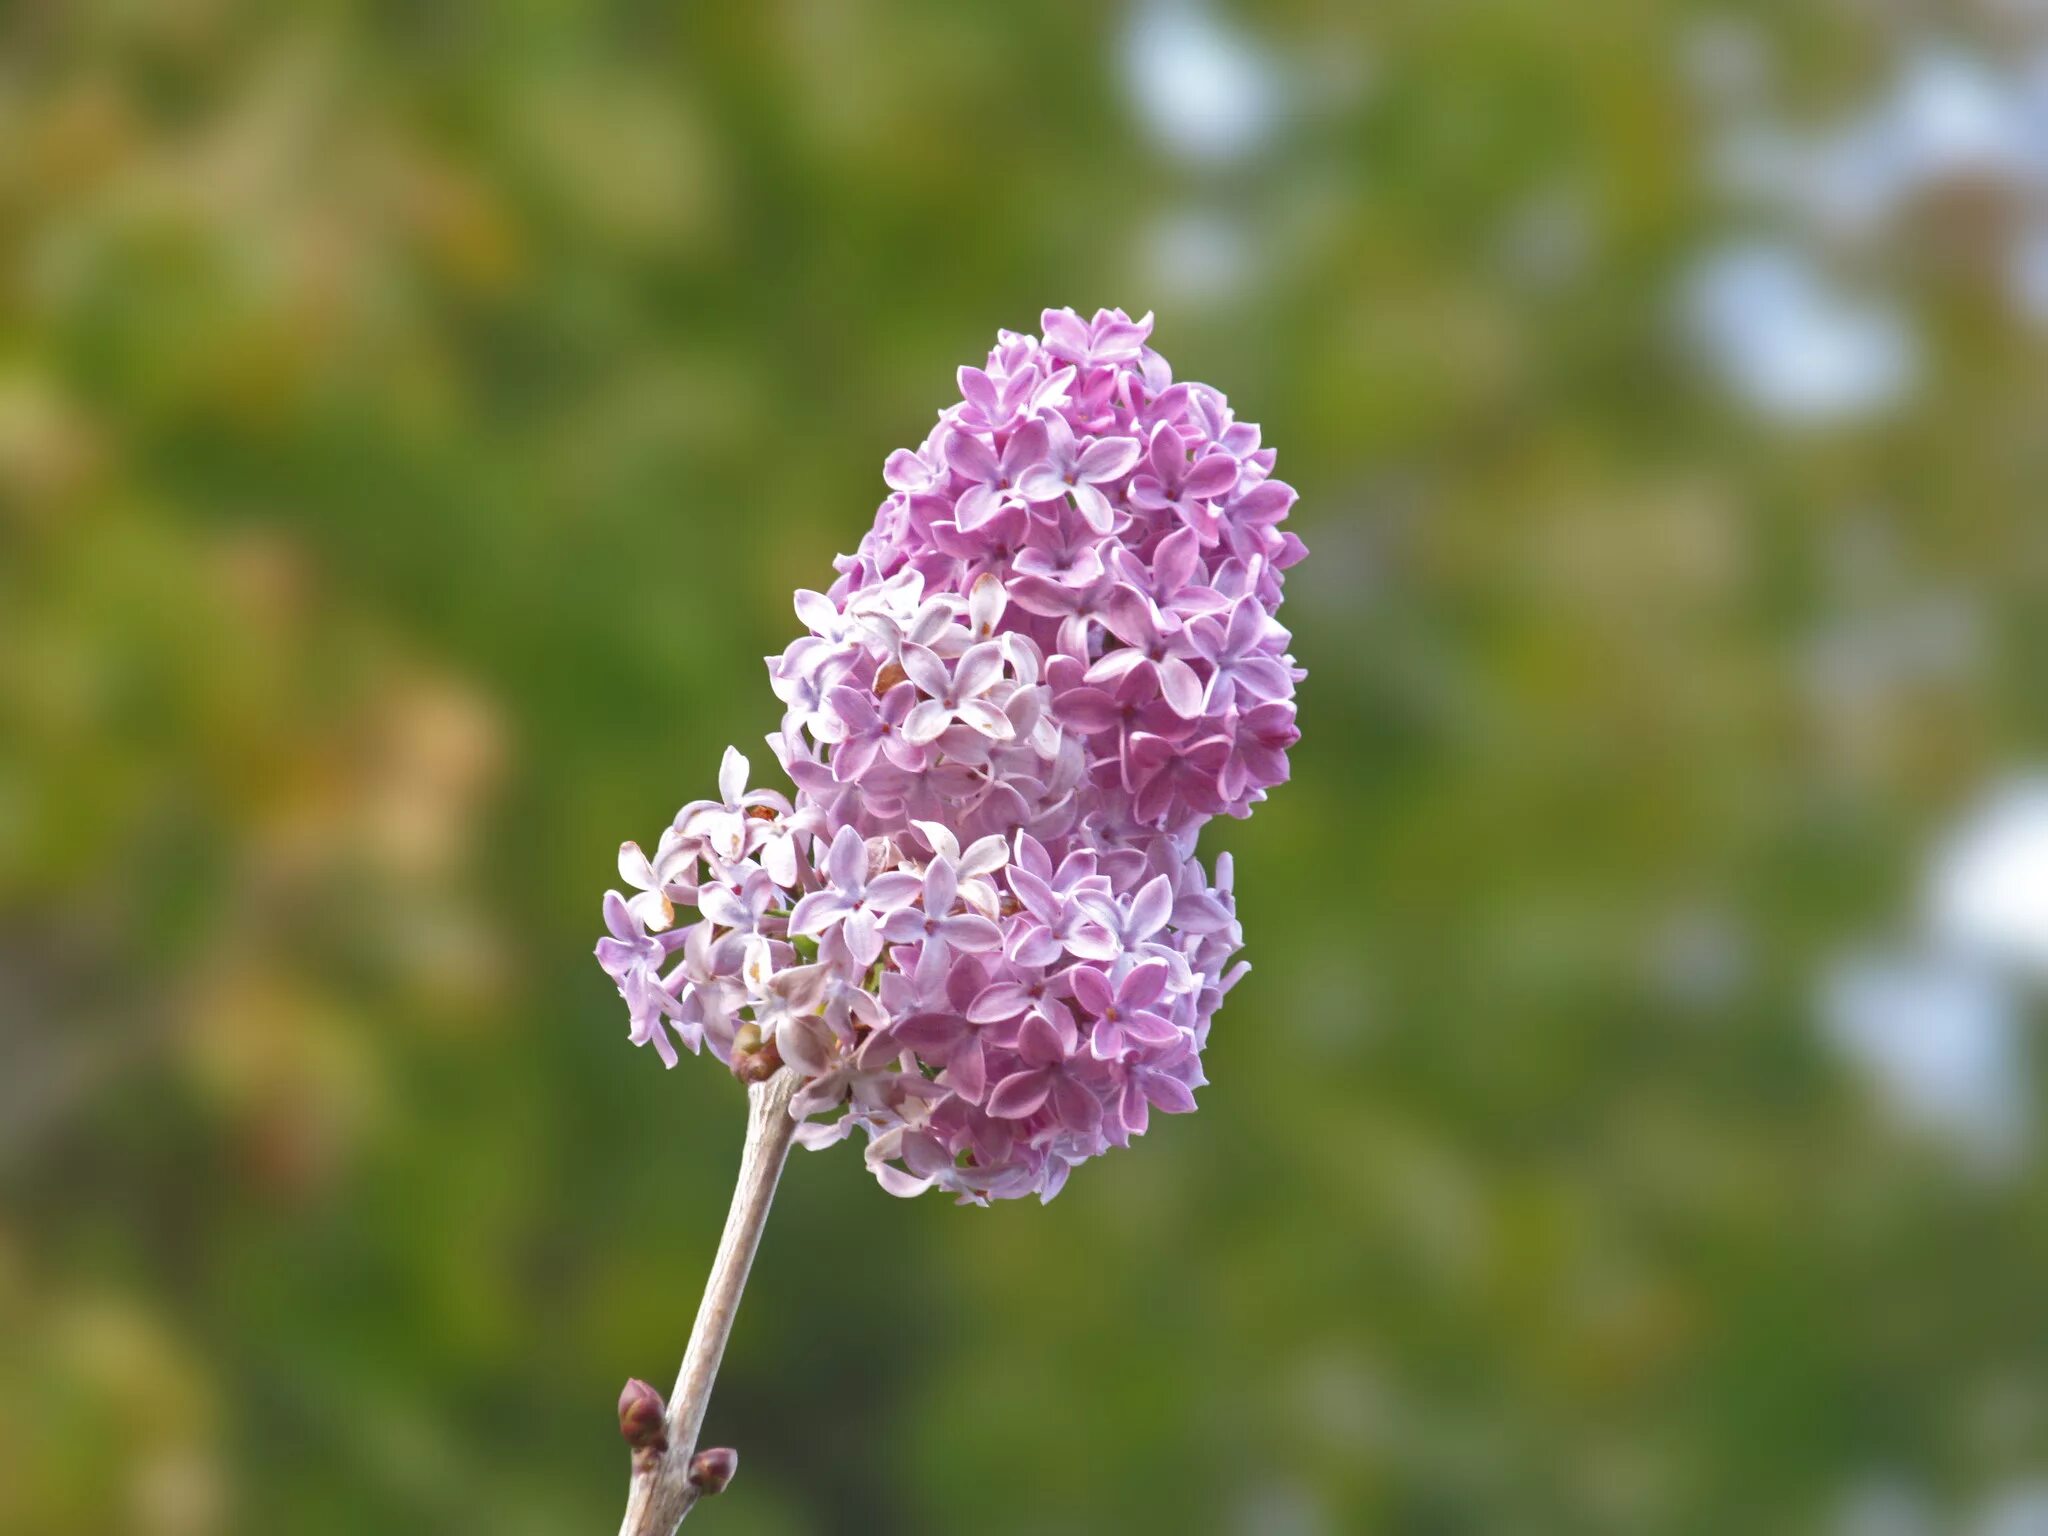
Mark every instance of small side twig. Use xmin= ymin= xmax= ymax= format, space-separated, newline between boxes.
xmin=617 ymin=1068 xmax=801 ymax=1535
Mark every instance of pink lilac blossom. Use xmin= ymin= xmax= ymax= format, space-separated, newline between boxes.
xmin=595 ymin=308 xmax=1304 ymax=1203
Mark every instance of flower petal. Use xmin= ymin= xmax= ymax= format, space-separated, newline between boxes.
xmin=843 ymin=906 xmax=883 ymax=966
xmin=1015 ymin=464 xmax=1068 ymax=502
xmin=1057 ymin=687 xmax=1123 ymax=732
xmin=1129 ymin=875 xmax=1175 ymax=943
xmin=968 ymin=571 xmax=1008 ymax=638
xmin=1048 ymin=1074 xmax=1103 ymax=1133
xmin=618 ymin=841 xmax=657 ymax=890
xmin=1069 ymin=964 xmax=1116 ymax=1016
xmin=899 ymin=643 xmax=952 ymax=699
xmin=824 ymin=824 xmax=867 ymax=891
xmin=938 ymin=914 xmax=1003 ymax=952
xmin=883 ymin=449 xmax=933 ymax=493
xmin=786 ymin=889 xmax=844 ymax=936
xmin=953 ymin=642 xmax=1006 ymax=699
xmin=945 ymin=427 xmax=1001 ymax=483
xmin=863 ymin=871 xmax=923 ymax=911
xmin=697 ymin=885 xmax=753 ymax=930
xmin=953 ymin=485 xmax=1004 ymax=532
xmin=776 ymin=1013 xmax=835 ymax=1075
xmin=968 ymin=981 xmax=1036 ymax=1023
xmin=718 ymin=745 xmax=750 ymax=807
xmin=944 ymin=1036 xmax=988 ymax=1104
xmin=923 ymin=858 xmax=959 ymax=916
xmin=1159 ymin=657 xmax=1205 ymax=719
xmin=1184 ymin=455 xmax=1239 ymax=500
xmin=1071 ymin=481 xmax=1116 ymax=533
xmin=1145 ymin=420 xmax=1182 ymax=484
xmin=958 ymin=833 xmax=1010 ymax=880
xmin=1002 ymin=418 xmax=1049 ymax=475
xmin=987 ymin=1068 xmax=1053 ymax=1121
xmin=1120 ymin=1008 xmax=1182 ymax=1047
xmin=957 ymin=699 xmax=1016 ymax=740
xmin=1121 ymin=957 xmax=1171 ymax=1008
xmin=1145 ymin=1073 xmax=1199 ymax=1115
xmin=626 ymin=889 xmax=675 ymax=933
xmin=901 ymin=699 xmax=953 ymax=745
xmin=1076 ymin=435 xmax=1142 ymax=482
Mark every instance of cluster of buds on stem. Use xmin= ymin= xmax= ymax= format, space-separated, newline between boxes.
xmin=618 ymin=1379 xmax=738 ymax=1498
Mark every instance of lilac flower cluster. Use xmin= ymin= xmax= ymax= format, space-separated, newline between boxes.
xmin=597 ymin=308 xmax=1304 ymax=1202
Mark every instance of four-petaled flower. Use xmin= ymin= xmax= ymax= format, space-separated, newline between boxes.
xmin=1189 ymin=598 xmax=1293 ymax=714
xmin=880 ymin=857 xmax=1005 ymax=976
xmin=821 ymin=683 xmax=925 ymax=780
xmin=1040 ymin=305 xmax=1153 ymax=369
xmin=901 ymin=641 xmax=1015 ymax=744
xmin=677 ymin=747 xmax=791 ymax=863
xmin=1125 ymin=733 xmax=1232 ymax=824
xmin=986 ymin=1001 xmax=1105 ymax=1133
xmin=1129 ymin=421 xmax=1241 ymax=545
xmin=617 ymin=829 xmax=699 ymax=932
xmin=1071 ymin=959 xmax=1181 ymax=1059
xmin=1006 ymin=862 xmax=1118 ymax=965
xmin=788 ymin=826 xmax=923 ymax=965
xmin=1093 ymin=587 xmax=1206 ymax=720
xmin=1220 ymin=702 xmax=1299 ymax=805
xmin=1016 ymin=416 xmax=1142 ymax=533
xmin=946 ymin=419 xmax=1048 ymax=533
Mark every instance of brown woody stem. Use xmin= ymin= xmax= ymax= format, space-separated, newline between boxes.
xmin=617 ymin=1068 xmax=800 ymax=1535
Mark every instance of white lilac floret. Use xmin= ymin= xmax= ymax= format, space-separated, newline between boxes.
xmin=596 ymin=307 xmax=1305 ymax=1203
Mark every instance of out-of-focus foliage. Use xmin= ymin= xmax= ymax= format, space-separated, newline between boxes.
xmin=4 ymin=3 xmax=2047 ymax=1533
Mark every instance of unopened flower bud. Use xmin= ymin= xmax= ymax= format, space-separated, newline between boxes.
xmin=688 ymin=1447 xmax=738 ymax=1496
xmin=731 ymin=1034 xmax=783 ymax=1085
xmin=618 ymin=1379 xmax=668 ymax=1453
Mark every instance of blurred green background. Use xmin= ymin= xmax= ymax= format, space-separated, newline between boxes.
xmin=6 ymin=2 xmax=2048 ymax=1533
